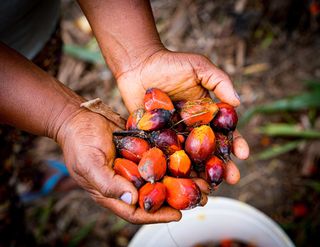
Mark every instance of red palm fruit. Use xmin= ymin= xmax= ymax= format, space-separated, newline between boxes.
xmin=173 ymin=100 xmax=186 ymax=112
xmin=114 ymin=136 xmax=150 ymax=163
xmin=138 ymin=147 xmax=167 ymax=183
xmin=113 ymin=158 xmax=145 ymax=188
xmin=168 ymin=150 xmax=191 ymax=177
xmin=215 ymin=132 xmax=232 ymax=161
xmin=150 ymin=129 xmax=182 ymax=155
xmin=139 ymin=182 xmax=166 ymax=213
xmin=137 ymin=109 xmax=171 ymax=131
xmin=211 ymin=102 xmax=238 ymax=133
xmin=293 ymin=203 xmax=308 ymax=218
xmin=126 ymin=108 xmax=145 ymax=130
xmin=170 ymin=111 xmax=186 ymax=132
xmin=180 ymin=98 xmax=219 ymax=127
xmin=163 ymin=176 xmax=201 ymax=210
xmin=205 ymin=156 xmax=225 ymax=187
xmin=185 ymin=125 xmax=215 ymax=164
xmin=144 ymin=88 xmax=174 ymax=111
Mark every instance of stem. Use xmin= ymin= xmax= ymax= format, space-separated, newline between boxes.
xmin=171 ymin=111 xmax=209 ymax=127
xmin=113 ymin=130 xmax=150 ymax=139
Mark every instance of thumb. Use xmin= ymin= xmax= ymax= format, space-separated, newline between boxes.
xmin=86 ymin=163 xmax=139 ymax=205
xmin=197 ymin=56 xmax=240 ymax=107
xmin=117 ymin=73 xmax=145 ymax=113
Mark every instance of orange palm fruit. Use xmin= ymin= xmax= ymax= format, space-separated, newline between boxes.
xmin=138 ymin=147 xmax=167 ymax=183
xmin=185 ymin=125 xmax=215 ymax=164
xmin=126 ymin=108 xmax=145 ymax=130
xmin=114 ymin=136 xmax=150 ymax=163
xmin=177 ymin=134 xmax=185 ymax=143
xmin=163 ymin=176 xmax=201 ymax=210
xmin=144 ymin=88 xmax=174 ymax=111
xmin=205 ymin=156 xmax=225 ymax=187
xmin=168 ymin=150 xmax=191 ymax=177
xmin=150 ymin=129 xmax=182 ymax=155
xmin=180 ymin=98 xmax=219 ymax=127
xmin=138 ymin=182 xmax=166 ymax=213
xmin=113 ymin=158 xmax=145 ymax=188
xmin=137 ymin=109 xmax=171 ymax=131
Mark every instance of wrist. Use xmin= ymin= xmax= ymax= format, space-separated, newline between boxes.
xmin=105 ymin=41 xmax=166 ymax=79
xmin=45 ymin=97 xmax=86 ymax=144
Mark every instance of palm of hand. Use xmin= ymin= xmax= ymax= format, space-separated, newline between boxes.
xmin=117 ymin=50 xmax=224 ymax=112
xmin=117 ymin=49 xmax=248 ymax=185
xmin=58 ymin=111 xmax=183 ymax=223
xmin=60 ymin=111 xmax=119 ymax=199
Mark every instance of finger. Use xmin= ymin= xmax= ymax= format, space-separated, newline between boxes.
xmin=117 ymin=75 xmax=145 ymax=113
xmin=192 ymin=177 xmax=210 ymax=194
xmin=187 ymin=178 xmax=209 ymax=207
xmin=199 ymin=193 xmax=208 ymax=207
xmin=76 ymin=149 xmax=139 ymax=205
xmin=224 ymin=160 xmax=240 ymax=185
xmin=90 ymin=165 xmax=139 ymax=205
xmin=232 ymin=130 xmax=250 ymax=160
xmin=96 ymin=197 xmax=182 ymax=224
xmin=199 ymin=57 xmax=240 ymax=107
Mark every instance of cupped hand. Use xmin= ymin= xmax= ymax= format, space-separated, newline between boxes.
xmin=56 ymin=109 xmax=184 ymax=224
xmin=116 ymin=49 xmax=250 ymax=184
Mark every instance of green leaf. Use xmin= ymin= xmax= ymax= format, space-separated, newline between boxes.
xmin=303 ymin=80 xmax=320 ymax=90
xmin=63 ymin=44 xmax=104 ymax=64
xmin=258 ymin=124 xmax=320 ymax=138
xmin=110 ymin=218 xmax=128 ymax=233
xmin=261 ymin=31 xmax=274 ymax=49
xmin=306 ymin=180 xmax=320 ymax=193
xmin=240 ymin=90 xmax=320 ymax=125
xmin=68 ymin=221 xmax=96 ymax=247
xmin=35 ymin=198 xmax=54 ymax=242
xmin=255 ymin=140 xmax=303 ymax=160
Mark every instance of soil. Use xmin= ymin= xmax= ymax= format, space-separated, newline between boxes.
xmin=1 ymin=0 xmax=319 ymax=246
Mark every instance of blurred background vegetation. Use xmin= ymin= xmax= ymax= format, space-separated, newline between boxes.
xmin=1 ymin=0 xmax=319 ymax=246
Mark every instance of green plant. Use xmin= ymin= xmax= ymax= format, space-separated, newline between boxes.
xmin=241 ymin=80 xmax=320 ymax=160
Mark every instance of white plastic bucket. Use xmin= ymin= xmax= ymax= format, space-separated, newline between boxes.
xmin=129 ymin=197 xmax=295 ymax=247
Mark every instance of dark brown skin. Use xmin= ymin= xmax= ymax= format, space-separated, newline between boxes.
xmin=1 ymin=0 xmax=249 ymax=224
xmin=0 ymin=43 xmax=181 ymax=224
xmin=78 ymin=0 xmax=249 ymax=183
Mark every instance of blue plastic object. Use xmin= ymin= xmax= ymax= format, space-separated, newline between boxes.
xmin=20 ymin=160 xmax=69 ymax=203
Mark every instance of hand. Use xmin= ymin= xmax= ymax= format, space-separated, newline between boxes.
xmin=116 ymin=49 xmax=250 ymax=184
xmin=56 ymin=110 xmax=184 ymax=224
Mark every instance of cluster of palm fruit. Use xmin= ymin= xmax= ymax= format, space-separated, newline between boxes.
xmin=113 ymin=88 xmax=238 ymax=212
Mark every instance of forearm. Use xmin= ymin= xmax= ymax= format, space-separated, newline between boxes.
xmin=0 ymin=43 xmax=84 ymax=141
xmin=78 ymin=0 xmax=164 ymax=78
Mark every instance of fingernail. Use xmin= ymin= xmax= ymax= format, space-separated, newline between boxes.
xmin=120 ymin=192 xmax=132 ymax=204
xmin=234 ymin=90 xmax=241 ymax=102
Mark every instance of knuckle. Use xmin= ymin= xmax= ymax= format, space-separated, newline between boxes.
xmin=72 ymin=161 xmax=90 ymax=177
xmin=125 ymin=213 xmax=137 ymax=224
xmin=98 ymin=181 xmax=114 ymax=198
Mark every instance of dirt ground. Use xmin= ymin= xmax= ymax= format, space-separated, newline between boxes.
xmin=1 ymin=0 xmax=319 ymax=246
